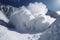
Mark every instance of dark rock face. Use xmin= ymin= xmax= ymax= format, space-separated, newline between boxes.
xmin=0 ymin=5 xmax=15 ymax=18
xmin=0 ymin=20 xmax=8 ymax=27
xmin=0 ymin=20 xmax=15 ymax=28
xmin=0 ymin=5 xmax=15 ymax=28
xmin=46 ymin=10 xmax=58 ymax=18
xmin=46 ymin=10 xmax=60 ymax=40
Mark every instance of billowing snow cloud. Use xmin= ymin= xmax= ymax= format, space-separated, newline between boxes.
xmin=10 ymin=2 xmax=56 ymax=33
xmin=27 ymin=2 xmax=48 ymax=17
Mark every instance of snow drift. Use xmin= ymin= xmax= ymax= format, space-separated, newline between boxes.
xmin=10 ymin=2 xmax=56 ymax=33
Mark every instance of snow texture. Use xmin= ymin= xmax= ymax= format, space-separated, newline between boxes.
xmin=0 ymin=25 xmax=43 ymax=40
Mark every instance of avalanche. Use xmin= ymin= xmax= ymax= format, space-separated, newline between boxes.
xmin=10 ymin=2 xmax=56 ymax=33
xmin=0 ymin=2 xmax=57 ymax=40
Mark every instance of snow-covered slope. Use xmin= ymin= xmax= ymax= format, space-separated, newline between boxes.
xmin=0 ymin=11 xmax=9 ymax=23
xmin=0 ymin=25 xmax=44 ymax=40
xmin=0 ymin=4 xmax=18 ymax=18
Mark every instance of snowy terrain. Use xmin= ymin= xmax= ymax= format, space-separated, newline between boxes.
xmin=0 ymin=11 xmax=9 ymax=23
xmin=0 ymin=2 xmax=60 ymax=40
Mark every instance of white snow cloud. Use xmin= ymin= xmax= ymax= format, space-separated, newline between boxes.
xmin=0 ymin=25 xmax=43 ymax=40
xmin=10 ymin=2 xmax=56 ymax=33
xmin=27 ymin=2 xmax=48 ymax=17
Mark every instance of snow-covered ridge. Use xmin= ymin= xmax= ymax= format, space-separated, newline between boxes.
xmin=0 ymin=11 xmax=9 ymax=23
xmin=0 ymin=2 xmax=58 ymax=40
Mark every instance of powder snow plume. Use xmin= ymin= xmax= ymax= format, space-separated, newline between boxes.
xmin=10 ymin=2 xmax=56 ymax=33
xmin=27 ymin=2 xmax=48 ymax=17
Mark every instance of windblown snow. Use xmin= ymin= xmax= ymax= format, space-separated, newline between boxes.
xmin=0 ymin=25 xmax=43 ymax=40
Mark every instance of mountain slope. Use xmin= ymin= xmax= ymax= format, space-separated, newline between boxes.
xmin=0 ymin=3 xmax=60 ymax=40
